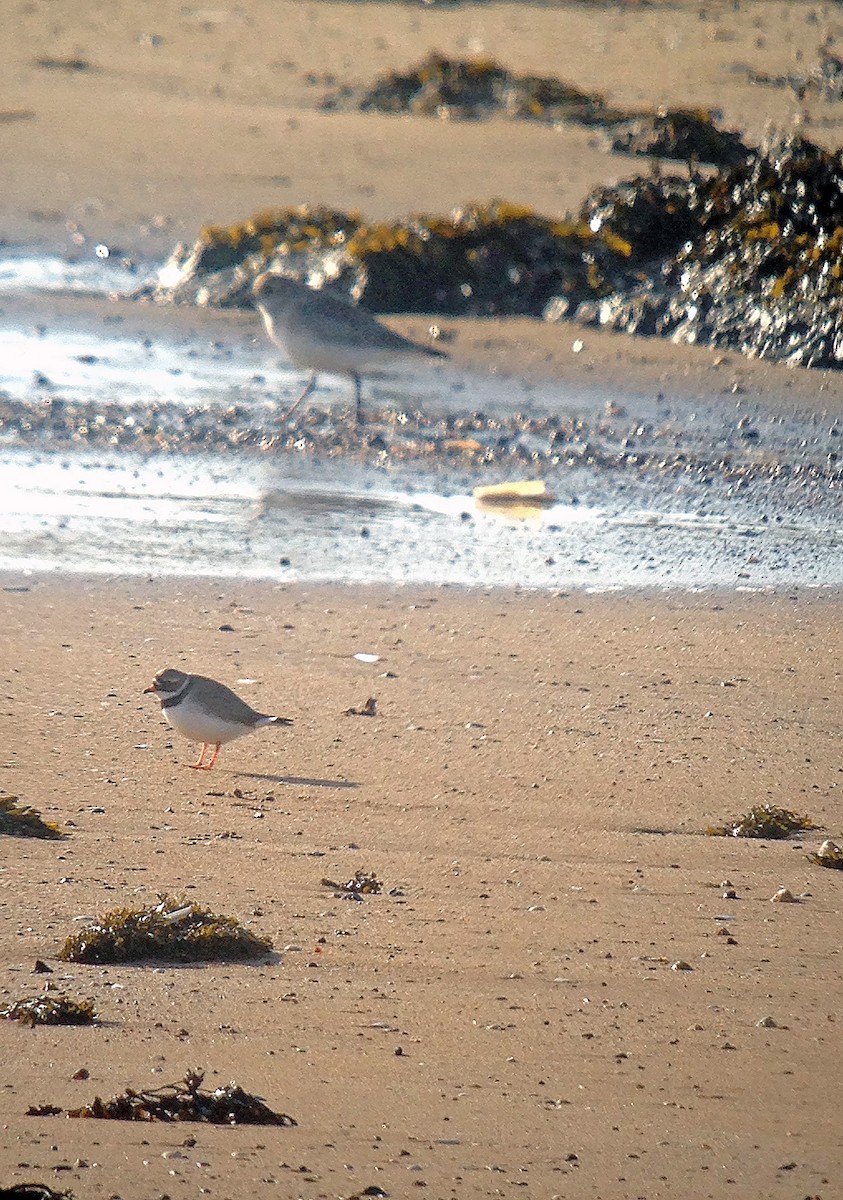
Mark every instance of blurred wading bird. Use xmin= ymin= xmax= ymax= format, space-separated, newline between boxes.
xmin=252 ymin=271 xmax=447 ymax=423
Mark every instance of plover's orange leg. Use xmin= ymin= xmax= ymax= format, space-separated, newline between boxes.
xmin=188 ymin=743 xmax=209 ymax=770
xmin=205 ymin=743 xmax=221 ymax=770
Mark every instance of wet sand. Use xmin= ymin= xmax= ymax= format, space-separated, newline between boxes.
xmin=5 ymin=0 xmax=843 ymax=398
xmin=1 ymin=577 xmax=842 ymax=1200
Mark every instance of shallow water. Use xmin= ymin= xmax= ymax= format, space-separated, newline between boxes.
xmin=1 ymin=242 xmax=840 ymax=592
xmin=2 ymin=445 xmax=838 ymax=591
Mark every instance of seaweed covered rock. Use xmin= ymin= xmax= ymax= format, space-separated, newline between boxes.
xmin=561 ymin=135 xmax=843 ymax=368
xmin=144 ymin=205 xmax=363 ymax=306
xmin=327 ymin=52 xmax=746 ymax=168
xmin=345 ymin=201 xmax=634 ymax=315
xmin=327 ymin=51 xmax=623 ymax=126
xmin=58 ymin=896 xmax=273 ymax=964
xmin=578 ymin=174 xmax=708 ymax=269
xmin=145 ymin=200 xmax=636 ymax=316
xmin=608 ymin=108 xmax=750 ymax=168
xmin=143 ymin=132 xmax=843 ymax=370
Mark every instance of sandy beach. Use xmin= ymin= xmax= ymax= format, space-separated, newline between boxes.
xmin=2 ymin=0 xmax=843 ymax=1197
xmin=2 ymin=578 xmax=842 ymax=1200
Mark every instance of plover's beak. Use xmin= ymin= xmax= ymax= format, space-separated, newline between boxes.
xmin=143 ymin=683 xmax=157 ymax=694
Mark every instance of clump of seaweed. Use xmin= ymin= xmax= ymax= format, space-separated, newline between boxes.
xmin=57 ymin=896 xmax=272 ymax=964
xmin=0 ymin=1186 xmax=76 ymax=1199
xmin=327 ymin=54 xmax=746 ymax=169
xmin=321 ymin=870 xmax=383 ymax=897
xmin=808 ymin=839 xmax=843 ymax=870
xmin=706 ymin=804 xmax=817 ymax=839
xmin=345 ymin=198 xmax=634 ymax=316
xmin=0 ymin=795 xmax=65 ymax=840
xmin=0 ymin=995 xmax=96 ymax=1026
xmin=29 ymin=1070 xmax=296 ymax=1126
xmin=346 ymin=52 xmax=622 ymax=126
xmin=608 ymin=108 xmax=749 ymax=168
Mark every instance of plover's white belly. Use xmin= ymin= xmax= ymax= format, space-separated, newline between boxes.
xmin=164 ymin=697 xmax=255 ymax=745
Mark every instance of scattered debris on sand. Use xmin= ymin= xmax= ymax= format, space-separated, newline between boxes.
xmin=321 ymin=871 xmax=383 ymax=898
xmin=706 ymin=804 xmax=817 ymax=839
xmin=0 ymin=996 xmax=97 ymax=1027
xmin=0 ymin=795 xmax=65 ymax=840
xmin=28 ymin=1070 xmax=296 ymax=1126
xmin=808 ymin=838 xmax=843 ymax=869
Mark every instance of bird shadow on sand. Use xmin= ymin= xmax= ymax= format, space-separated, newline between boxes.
xmin=234 ymin=771 xmax=359 ymax=789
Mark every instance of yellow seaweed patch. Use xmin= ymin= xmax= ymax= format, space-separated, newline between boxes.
xmin=58 ymin=895 xmax=273 ymax=964
xmin=706 ymin=803 xmax=816 ymax=839
xmin=1 ymin=994 xmax=96 ymax=1025
xmin=473 ymin=480 xmax=556 ymax=505
xmin=0 ymin=794 xmax=65 ymax=839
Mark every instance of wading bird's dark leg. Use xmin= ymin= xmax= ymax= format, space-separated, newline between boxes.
xmin=353 ymin=373 xmax=363 ymax=425
xmin=281 ymin=372 xmax=318 ymax=421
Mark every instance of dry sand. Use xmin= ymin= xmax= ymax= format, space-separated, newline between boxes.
xmin=6 ymin=0 xmax=843 ymax=248
xmin=2 ymin=1 xmax=843 ymax=1196
xmin=1 ymin=578 xmax=842 ymax=1199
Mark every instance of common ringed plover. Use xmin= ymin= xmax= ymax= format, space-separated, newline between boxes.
xmin=252 ymin=271 xmax=447 ymax=424
xmin=144 ymin=667 xmax=293 ymax=770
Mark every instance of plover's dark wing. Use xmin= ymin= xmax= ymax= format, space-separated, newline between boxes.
xmin=189 ymin=675 xmax=271 ymax=726
xmin=290 ymin=287 xmax=447 ymax=359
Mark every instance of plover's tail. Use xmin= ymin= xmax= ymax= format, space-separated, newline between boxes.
xmin=259 ymin=714 xmax=294 ymax=728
